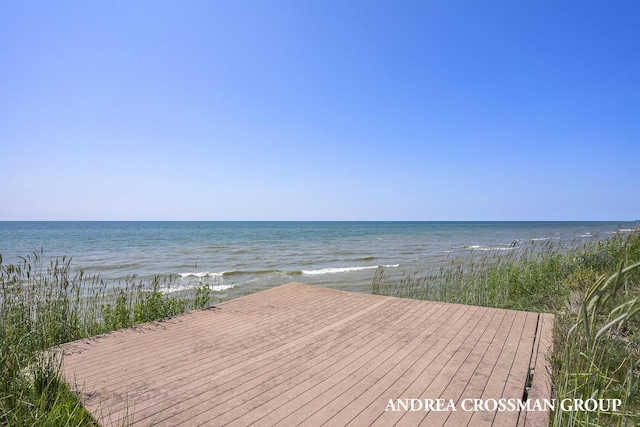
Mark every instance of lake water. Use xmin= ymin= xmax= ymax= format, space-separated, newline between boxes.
xmin=0 ymin=221 xmax=636 ymax=296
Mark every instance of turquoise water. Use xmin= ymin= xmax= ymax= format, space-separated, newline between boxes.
xmin=0 ymin=221 xmax=637 ymax=295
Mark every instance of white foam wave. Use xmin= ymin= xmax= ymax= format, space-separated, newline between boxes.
xmin=463 ymin=245 xmax=515 ymax=251
xmin=160 ymin=283 xmax=235 ymax=294
xmin=302 ymin=265 xmax=398 ymax=275
xmin=178 ymin=271 xmax=224 ymax=278
xmin=210 ymin=284 xmax=235 ymax=292
xmin=159 ymin=285 xmax=191 ymax=294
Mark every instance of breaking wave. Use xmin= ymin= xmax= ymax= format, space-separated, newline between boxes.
xmin=160 ymin=283 xmax=235 ymax=294
xmin=301 ymin=265 xmax=399 ymax=275
xmin=178 ymin=271 xmax=224 ymax=279
xmin=461 ymin=245 xmax=516 ymax=251
xmin=179 ymin=269 xmax=279 ymax=279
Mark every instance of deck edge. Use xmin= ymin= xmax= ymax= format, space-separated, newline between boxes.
xmin=520 ymin=312 xmax=554 ymax=427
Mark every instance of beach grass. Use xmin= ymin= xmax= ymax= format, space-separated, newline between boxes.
xmin=373 ymin=228 xmax=640 ymax=426
xmin=0 ymin=252 xmax=226 ymax=425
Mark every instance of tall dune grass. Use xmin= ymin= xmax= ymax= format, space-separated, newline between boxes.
xmin=552 ymin=261 xmax=640 ymax=426
xmin=0 ymin=252 xmax=223 ymax=425
xmin=373 ymin=229 xmax=640 ymax=426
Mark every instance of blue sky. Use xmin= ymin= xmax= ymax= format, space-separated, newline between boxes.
xmin=1 ymin=1 xmax=638 ymax=220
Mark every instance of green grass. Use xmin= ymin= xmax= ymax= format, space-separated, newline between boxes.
xmin=0 ymin=252 xmax=229 ymax=426
xmin=372 ymin=229 xmax=640 ymax=426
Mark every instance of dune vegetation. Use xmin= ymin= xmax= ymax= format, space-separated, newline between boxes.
xmin=373 ymin=229 xmax=640 ymax=426
xmin=0 ymin=254 xmax=219 ymax=426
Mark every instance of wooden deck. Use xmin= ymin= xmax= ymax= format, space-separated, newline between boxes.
xmin=61 ymin=282 xmax=553 ymax=426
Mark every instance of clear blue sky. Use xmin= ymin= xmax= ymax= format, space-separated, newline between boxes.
xmin=1 ymin=1 xmax=638 ymax=220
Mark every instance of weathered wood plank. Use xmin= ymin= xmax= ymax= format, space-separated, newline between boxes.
xmin=60 ymin=282 xmax=553 ymax=427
